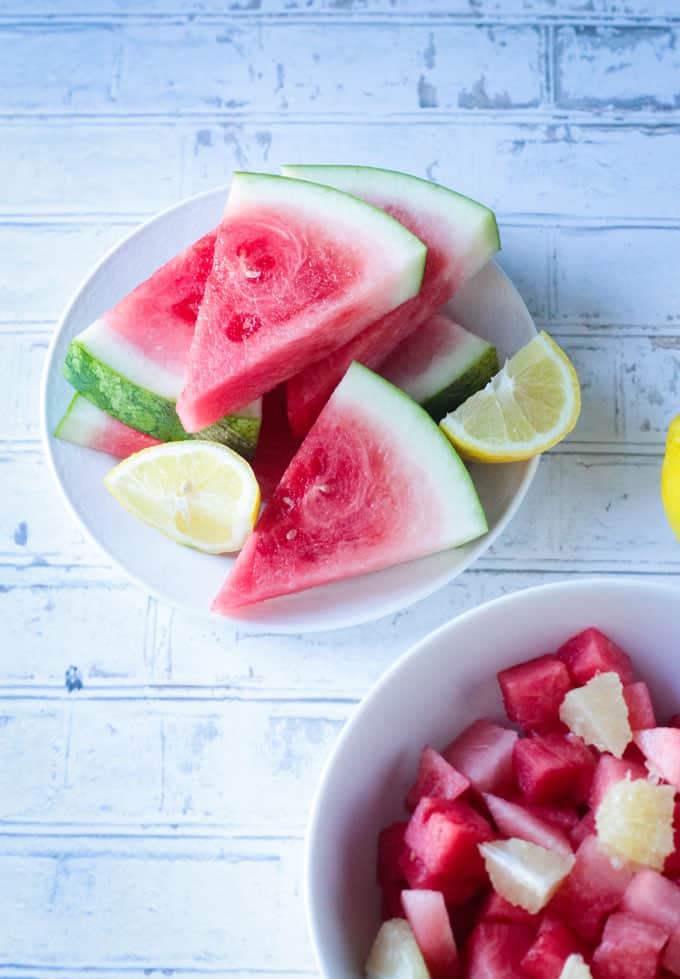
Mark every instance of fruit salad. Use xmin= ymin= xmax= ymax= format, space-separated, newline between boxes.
xmin=368 ymin=626 xmax=680 ymax=979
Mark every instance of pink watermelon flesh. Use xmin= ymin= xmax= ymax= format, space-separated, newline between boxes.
xmin=177 ymin=173 xmax=426 ymax=431
xmin=483 ymin=792 xmax=573 ymax=857
xmin=570 ymin=811 xmax=596 ymax=848
xmin=666 ymin=803 xmax=680 ymax=878
xmin=591 ymin=911 xmax=667 ymax=979
xmin=466 ymin=922 xmax=535 ymax=979
xmin=620 ymin=869 xmax=680 ymax=936
xmin=443 ymin=720 xmax=518 ymax=795
xmin=213 ymin=363 xmax=486 ymax=611
xmin=283 ymin=167 xmax=499 ymax=438
xmin=521 ymin=917 xmax=586 ymax=979
xmin=664 ymin=931 xmax=680 ymax=976
xmin=55 ymin=395 xmax=161 ymax=458
xmin=623 ymin=682 xmax=656 ymax=731
xmin=401 ymin=889 xmax=460 ymax=979
xmin=588 ymin=753 xmax=647 ymax=811
xmin=549 ymin=835 xmax=634 ymax=944
xmin=669 ymin=715 xmax=680 ymax=729
xmin=479 ymin=891 xmax=539 ymax=927
xmin=381 ymin=883 xmax=406 ymax=921
xmin=556 ymin=627 xmax=635 ymax=686
xmin=377 ymin=821 xmax=409 ymax=886
xmin=634 ymin=728 xmax=680 ymax=789
xmin=406 ymin=747 xmax=470 ymax=812
xmin=250 ymin=386 xmax=300 ymax=502
xmin=498 ymin=654 xmax=572 ymax=734
xmin=89 ymin=414 xmax=160 ymax=457
xmin=513 ymin=733 xmax=595 ymax=806
xmin=525 ymin=803 xmax=580 ymax=832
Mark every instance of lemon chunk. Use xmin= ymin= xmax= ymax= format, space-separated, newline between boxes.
xmin=596 ymin=776 xmax=674 ymax=870
xmin=365 ymin=919 xmax=430 ymax=979
xmin=479 ymin=838 xmax=575 ymax=914
xmin=559 ymin=672 xmax=632 ymax=759
xmin=560 ymin=954 xmax=593 ymax=978
xmin=440 ymin=331 xmax=580 ymax=462
xmin=104 ymin=440 xmax=260 ymax=553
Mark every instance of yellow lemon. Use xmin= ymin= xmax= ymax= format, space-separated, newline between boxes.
xmin=662 ymin=414 xmax=680 ymax=540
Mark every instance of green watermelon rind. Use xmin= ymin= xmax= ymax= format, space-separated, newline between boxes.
xmin=62 ymin=340 xmax=261 ymax=458
xmin=281 ymin=164 xmax=500 ymax=259
xmin=419 ymin=343 xmax=500 ymax=421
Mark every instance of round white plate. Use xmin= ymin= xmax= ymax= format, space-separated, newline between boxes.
xmin=41 ymin=186 xmax=538 ymax=633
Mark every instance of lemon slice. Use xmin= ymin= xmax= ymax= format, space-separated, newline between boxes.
xmin=104 ymin=441 xmax=260 ymax=553
xmin=662 ymin=414 xmax=680 ymax=539
xmin=440 ymin=331 xmax=581 ymax=462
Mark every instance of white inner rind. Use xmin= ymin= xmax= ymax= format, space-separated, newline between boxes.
xmin=56 ymin=395 xmax=108 ymax=441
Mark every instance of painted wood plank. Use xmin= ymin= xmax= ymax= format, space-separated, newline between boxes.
xmin=0 ymin=331 xmax=48 ymax=440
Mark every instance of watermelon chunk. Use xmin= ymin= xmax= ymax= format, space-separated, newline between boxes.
xmin=378 ymin=822 xmax=409 ymax=886
xmin=634 ymin=728 xmax=680 ymax=789
xmin=556 ymin=628 xmax=635 ymax=686
xmin=570 ymin=812 xmax=596 ymax=848
xmin=62 ymin=227 xmax=262 ymax=454
xmin=213 ymin=363 xmax=487 ymax=611
xmin=250 ymin=386 xmax=300 ymax=502
xmin=55 ymin=393 xmax=161 ymax=458
xmin=513 ymin=733 xmax=595 ymax=805
xmin=443 ymin=720 xmax=518 ymax=795
xmin=497 ymin=654 xmax=572 ymax=733
xmin=406 ymin=747 xmax=470 ymax=812
xmin=620 ymin=869 xmax=680 ymax=935
xmin=521 ymin=917 xmax=586 ymax=979
xmin=177 ymin=173 xmax=427 ymax=431
xmin=623 ymin=683 xmax=656 ymax=731
xmin=549 ymin=835 xmax=634 ymax=944
xmin=588 ymin=753 xmax=647 ymax=812
xmin=281 ymin=165 xmax=500 ymax=437
xmin=403 ymin=797 xmax=494 ymax=906
xmin=526 ymin=803 xmax=580 ymax=833
xmin=382 ymin=883 xmax=407 ymax=922
xmin=669 ymin=715 xmax=680 ymax=729
xmin=379 ymin=312 xmax=498 ymax=421
xmin=479 ymin=890 xmax=539 ymax=927
xmin=483 ymin=793 xmax=573 ymax=857
xmin=401 ymin=890 xmax=460 ymax=978
xmin=590 ymin=911 xmax=667 ymax=979
xmin=465 ymin=922 xmax=535 ymax=979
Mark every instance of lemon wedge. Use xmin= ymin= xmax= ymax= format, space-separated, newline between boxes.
xmin=439 ymin=331 xmax=581 ymax=462
xmin=104 ymin=441 xmax=260 ymax=553
xmin=662 ymin=414 xmax=680 ymax=540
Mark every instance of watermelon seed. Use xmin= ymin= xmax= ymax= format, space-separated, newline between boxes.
xmin=286 ymin=529 xmax=298 ymax=541
xmin=283 ymin=496 xmax=295 ymax=508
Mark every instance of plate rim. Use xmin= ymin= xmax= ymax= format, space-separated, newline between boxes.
xmin=40 ymin=186 xmax=539 ymax=634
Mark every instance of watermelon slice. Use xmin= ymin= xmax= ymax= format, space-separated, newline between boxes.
xmin=62 ymin=228 xmax=262 ymax=456
xmin=55 ymin=393 xmax=161 ymax=458
xmin=380 ymin=313 xmax=499 ymax=422
xmin=282 ymin=165 xmax=500 ymax=437
xmin=176 ymin=173 xmax=427 ymax=432
xmin=250 ymin=386 xmax=300 ymax=502
xmin=213 ymin=363 xmax=487 ymax=611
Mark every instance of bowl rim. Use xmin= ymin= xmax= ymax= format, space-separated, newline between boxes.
xmin=303 ymin=575 xmax=680 ymax=974
xmin=40 ymin=185 xmax=539 ymax=634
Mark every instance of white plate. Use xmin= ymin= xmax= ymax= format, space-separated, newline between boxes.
xmin=41 ymin=186 xmax=538 ymax=633
xmin=305 ymin=577 xmax=680 ymax=976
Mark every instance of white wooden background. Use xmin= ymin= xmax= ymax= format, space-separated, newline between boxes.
xmin=2 ymin=0 xmax=680 ymax=975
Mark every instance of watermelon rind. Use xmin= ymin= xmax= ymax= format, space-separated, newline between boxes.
xmin=63 ymin=339 xmax=261 ymax=458
xmin=228 ymin=171 xmax=428 ymax=311
xmin=281 ymin=164 xmax=500 ymax=270
xmin=381 ymin=316 xmax=499 ymax=421
xmin=54 ymin=391 xmax=106 ymax=444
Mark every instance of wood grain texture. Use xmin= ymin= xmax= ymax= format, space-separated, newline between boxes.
xmin=1 ymin=1 xmax=679 ymax=974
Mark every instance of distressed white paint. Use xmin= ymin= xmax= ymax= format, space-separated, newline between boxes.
xmin=2 ymin=2 xmax=680 ymax=975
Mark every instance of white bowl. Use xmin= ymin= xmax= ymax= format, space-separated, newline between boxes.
xmin=41 ymin=186 xmax=538 ymax=633
xmin=305 ymin=577 xmax=680 ymax=975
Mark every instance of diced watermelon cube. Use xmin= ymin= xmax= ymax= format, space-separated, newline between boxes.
xmin=521 ymin=917 xmax=587 ymax=979
xmin=404 ymin=798 xmax=494 ymax=906
xmin=443 ymin=720 xmax=518 ymax=795
xmin=483 ymin=792 xmax=573 ymax=857
xmin=465 ymin=922 xmax=535 ymax=979
xmin=549 ymin=835 xmax=634 ymax=944
xmin=665 ymin=802 xmax=680 ymax=878
xmin=381 ymin=881 xmax=406 ymax=921
xmin=620 ymin=869 xmax=680 ymax=935
xmin=401 ymin=889 xmax=460 ymax=978
xmin=406 ymin=747 xmax=470 ymax=812
xmin=556 ymin=628 xmax=635 ymax=686
xmin=635 ymin=728 xmax=680 ymax=790
xmin=623 ymin=683 xmax=656 ymax=731
xmin=663 ymin=931 xmax=680 ymax=976
xmin=527 ymin=803 xmax=581 ymax=832
xmin=591 ymin=911 xmax=667 ymax=979
xmin=378 ymin=821 xmax=408 ymax=885
xmin=479 ymin=890 xmax=539 ymax=927
xmin=498 ymin=654 xmax=572 ymax=733
xmin=570 ymin=811 xmax=596 ymax=848
xmin=588 ymin=753 xmax=647 ymax=811
xmin=513 ymin=733 xmax=595 ymax=805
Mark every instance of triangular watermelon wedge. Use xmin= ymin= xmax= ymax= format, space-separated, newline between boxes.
xmin=55 ymin=393 xmax=161 ymax=458
xmin=176 ymin=173 xmax=427 ymax=432
xmin=213 ymin=363 xmax=487 ymax=612
xmin=281 ymin=165 xmax=500 ymax=437
xmin=62 ymin=228 xmax=262 ymax=457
